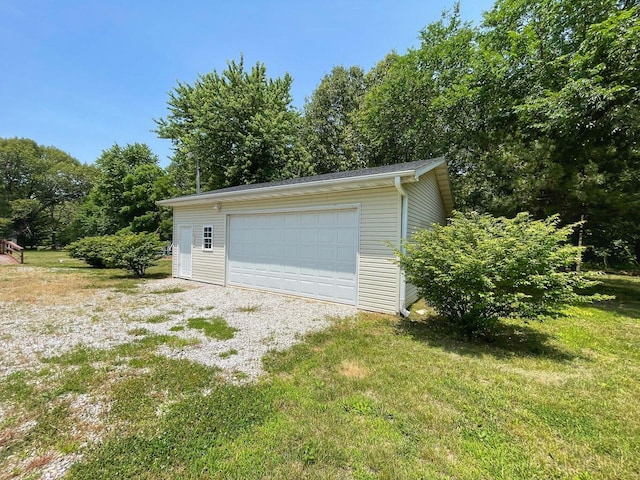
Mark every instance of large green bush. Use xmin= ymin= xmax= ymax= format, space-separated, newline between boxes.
xmin=107 ymin=232 xmax=165 ymax=277
xmin=68 ymin=232 xmax=164 ymax=277
xmin=397 ymin=212 xmax=607 ymax=335
xmin=66 ymin=235 xmax=115 ymax=268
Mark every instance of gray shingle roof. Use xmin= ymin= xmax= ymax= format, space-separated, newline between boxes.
xmin=179 ymin=157 xmax=443 ymax=199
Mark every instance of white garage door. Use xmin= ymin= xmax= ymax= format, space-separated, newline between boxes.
xmin=228 ymin=209 xmax=358 ymax=305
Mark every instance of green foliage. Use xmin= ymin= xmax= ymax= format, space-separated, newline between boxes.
xmin=0 ymin=137 xmax=94 ymax=247
xmin=78 ymin=143 xmax=174 ymax=239
xmin=66 ymin=235 xmax=115 ymax=268
xmin=186 ymin=316 xmax=238 ymax=340
xmin=9 ymin=198 xmax=49 ymax=247
xmin=106 ymin=232 xmax=165 ymax=277
xmin=67 ymin=232 xmax=164 ymax=277
xmin=156 ymin=56 xmax=311 ymax=193
xmin=357 ymin=7 xmax=478 ymax=167
xmin=396 ymin=212 xmax=608 ymax=335
xmin=354 ymin=1 xmax=640 ymax=265
xmin=302 ymin=65 xmax=368 ymax=174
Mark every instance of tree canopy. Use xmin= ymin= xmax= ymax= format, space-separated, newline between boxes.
xmin=76 ymin=143 xmax=174 ymax=239
xmin=156 ymin=57 xmax=311 ymax=192
xmin=356 ymin=0 xmax=640 ymax=264
xmin=0 ymin=137 xmax=94 ymax=247
xmin=302 ymin=65 xmax=368 ymax=174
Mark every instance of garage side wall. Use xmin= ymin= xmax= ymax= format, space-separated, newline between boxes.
xmin=172 ymin=186 xmax=401 ymax=314
xmin=404 ymin=171 xmax=447 ymax=306
xmin=172 ymin=205 xmax=225 ymax=282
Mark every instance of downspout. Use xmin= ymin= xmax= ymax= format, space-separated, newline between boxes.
xmin=394 ymin=176 xmax=411 ymax=317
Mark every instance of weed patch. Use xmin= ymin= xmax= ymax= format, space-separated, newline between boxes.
xmin=148 ymin=287 xmax=186 ymax=294
xmin=144 ymin=314 xmax=170 ymax=324
xmin=219 ymin=349 xmax=238 ymax=359
xmin=236 ymin=305 xmax=260 ymax=313
xmin=186 ymin=317 xmax=238 ymax=340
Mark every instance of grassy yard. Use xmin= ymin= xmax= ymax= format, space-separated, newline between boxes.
xmin=1 ymin=249 xmax=172 ymax=304
xmin=1 ymin=251 xmax=639 ymax=479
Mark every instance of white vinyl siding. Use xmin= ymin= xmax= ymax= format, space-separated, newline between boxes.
xmin=172 ymin=186 xmax=401 ymax=313
xmin=404 ymin=171 xmax=447 ymax=306
xmin=173 ymin=205 xmax=225 ymax=283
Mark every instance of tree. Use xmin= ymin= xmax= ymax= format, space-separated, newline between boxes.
xmin=357 ymin=6 xmax=480 ymax=168
xmin=396 ymin=212 xmax=607 ymax=336
xmin=37 ymin=146 xmax=95 ymax=247
xmin=0 ymin=137 xmax=94 ymax=247
xmin=478 ymin=0 xmax=640 ymax=263
xmin=302 ymin=66 xmax=368 ymax=173
xmin=358 ymin=1 xmax=640 ymax=264
xmin=156 ymin=57 xmax=311 ymax=193
xmin=79 ymin=143 xmax=173 ymax=238
xmin=9 ymin=199 xmax=49 ymax=248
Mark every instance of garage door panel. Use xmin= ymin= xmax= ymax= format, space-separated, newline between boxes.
xmin=265 ymin=229 xmax=282 ymax=242
xmin=299 ymin=245 xmax=317 ymax=260
xmin=337 ymin=229 xmax=358 ymax=244
xmin=318 ymin=230 xmax=336 ymax=243
xmin=228 ymin=209 xmax=358 ymax=305
xmin=337 ymin=210 xmax=356 ymax=225
xmin=318 ymin=247 xmax=336 ymax=261
xmin=299 ymin=229 xmax=317 ymax=242
xmin=337 ymin=246 xmax=357 ymax=263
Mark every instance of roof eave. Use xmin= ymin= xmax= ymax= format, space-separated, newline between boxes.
xmin=157 ymin=167 xmax=430 ymax=207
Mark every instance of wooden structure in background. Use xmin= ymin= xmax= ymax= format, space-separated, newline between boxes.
xmin=0 ymin=239 xmax=23 ymax=264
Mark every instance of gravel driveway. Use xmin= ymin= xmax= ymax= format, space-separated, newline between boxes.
xmin=0 ymin=277 xmax=356 ymax=381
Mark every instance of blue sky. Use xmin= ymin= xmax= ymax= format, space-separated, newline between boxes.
xmin=0 ymin=0 xmax=493 ymax=168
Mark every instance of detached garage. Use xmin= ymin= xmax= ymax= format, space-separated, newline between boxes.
xmin=157 ymin=157 xmax=453 ymax=315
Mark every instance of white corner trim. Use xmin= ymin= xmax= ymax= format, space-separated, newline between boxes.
xmin=394 ymin=176 xmax=411 ymax=317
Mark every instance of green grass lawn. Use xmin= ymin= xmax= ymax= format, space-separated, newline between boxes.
xmin=1 ymin=254 xmax=638 ymax=479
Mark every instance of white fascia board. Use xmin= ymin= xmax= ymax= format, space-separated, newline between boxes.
xmin=157 ymin=168 xmax=423 ymax=207
xmin=414 ymin=156 xmax=445 ymax=180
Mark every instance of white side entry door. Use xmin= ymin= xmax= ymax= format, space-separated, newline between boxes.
xmin=179 ymin=225 xmax=192 ymax=277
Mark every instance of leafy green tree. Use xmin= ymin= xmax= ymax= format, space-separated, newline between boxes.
xmin=156 ymin=57 xmax=311 ymax=192
xmin=9 ymin=199 xmax=49 ymax=248
xmin=0 ymin=138 xmax=42 ymax=216
xmin=358 ymin=6 xmax=479 ymax=168
xmin=38 ymin=146 xmax=95 ymax=246
xmin=0 ymin=137 xmax=94 ymax=247
xmin=396 ymin=212 xmax=607 ymax=336
xmin=358 ymin=1 xmax=640 ymax=264
xmin=479 ymin=0 xmax=640 ymax=260
xmin=302 ymin=66 xmax=368 ymax=173
xmin=80 ymin=143 xmax=173 ymax=238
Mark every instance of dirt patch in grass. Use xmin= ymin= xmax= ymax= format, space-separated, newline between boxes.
xmin=339 ymin=360 xmax=369 ymax=379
